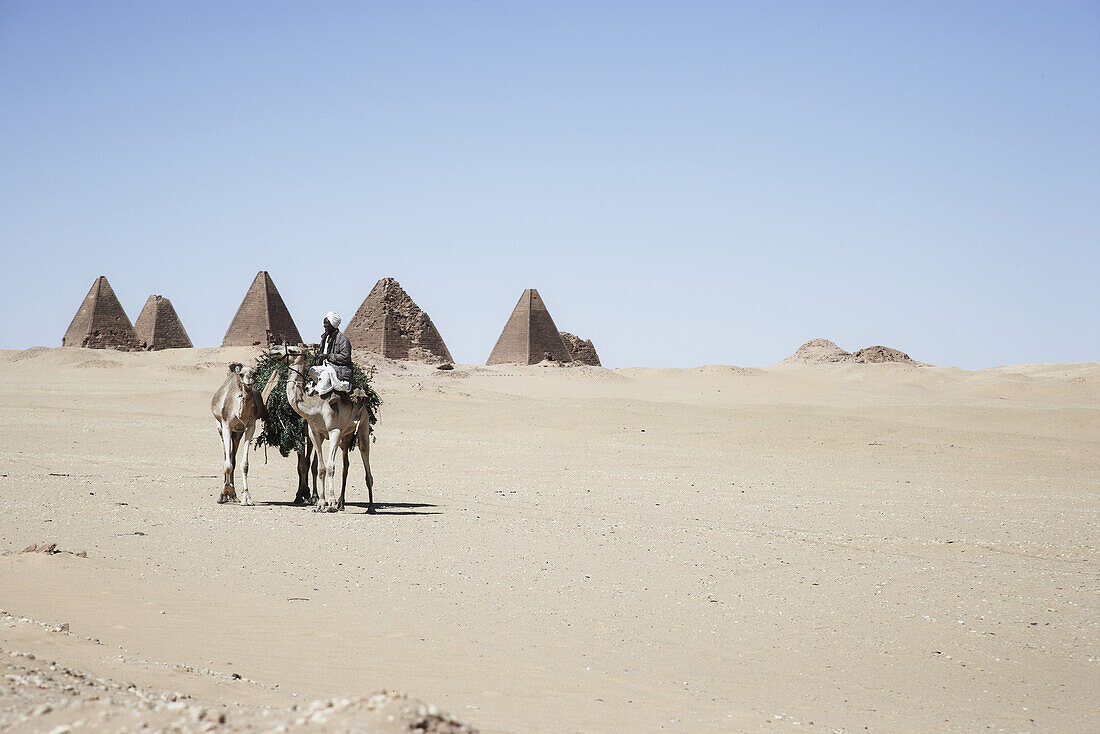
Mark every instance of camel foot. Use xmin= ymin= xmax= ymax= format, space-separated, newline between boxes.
xmin=217 ymin=492 xmax=236 ymax=504
xmin=240 ymin=495 xmax=254 ymax=506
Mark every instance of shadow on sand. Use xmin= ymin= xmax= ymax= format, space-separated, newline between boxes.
xmin=258 ymin=500 xmax=441 ymax=516
xmin=346 ymin=501 xmax=441 ymax=516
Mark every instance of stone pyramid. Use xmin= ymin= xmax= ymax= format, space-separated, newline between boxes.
xmin=62 ymin=276 xmax=142 ymax=349
xmin=345 ymin=277 xmax=453 ymax=363
xmin=135 ymin=294 xmax=193 ymax=350
xmin=560 ymin=331 xmax=601 ymax=366
xmin=222 ymin=271 xmax=302 ymax=347
xmin=487 ymin=289 xmax=573 ymax=365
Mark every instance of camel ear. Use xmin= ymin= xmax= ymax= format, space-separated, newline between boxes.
xmin=229 ymin=362 xmax=243 ymax=374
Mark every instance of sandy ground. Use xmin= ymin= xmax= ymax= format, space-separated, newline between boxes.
xmin=0 ymin=346 xmax=1097 ymax=733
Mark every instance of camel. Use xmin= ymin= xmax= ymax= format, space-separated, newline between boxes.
xmin=274 ymin=345 xmax=374 ymax=513
xmin=258 ymin=370 xmax=319 ymax=506
xmin=210 ymin=362 xmax=267 ymax=505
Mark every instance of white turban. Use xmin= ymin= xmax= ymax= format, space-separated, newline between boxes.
xmin=324 ymin=311 xmax=341 ymax=328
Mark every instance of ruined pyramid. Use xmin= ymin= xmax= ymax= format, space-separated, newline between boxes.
xmin=135 ymin=295 xmax=192 ymax=350
xmin=345 ymin=278 xmax=453 ymax=363
xmin=62 ymin=275 xmax=142 ymax=350
xmin=559 ymin=331 xmax=601 ymax=366
xmin=222 ymin=271 xmax=302 ymax=347
xmin=487 ymin=289 xmax=573 ymax=365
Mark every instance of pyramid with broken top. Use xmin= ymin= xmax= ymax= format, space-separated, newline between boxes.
xmin=62 ymin=275 xmax=142 ymax=349
xmin=345 ymin=277 xmax=453 ymax=363
xmin=221 ymin=271 xmax=302 ymax=347
xmin=559 ymin=331 xmax=601 ymax=366
xmin=487 ymin=289 xmax=573 ymax=365
xmin=134 ymin=294 xmax=192 ymax=350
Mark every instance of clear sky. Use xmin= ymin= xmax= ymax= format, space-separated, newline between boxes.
xmin=1 ymin=1 xmax=1097 ymax=368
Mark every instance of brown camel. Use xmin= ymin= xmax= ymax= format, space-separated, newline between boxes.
xmin=210 ymin=362 xmax=267 ymax=505
xmin=274 ymin=345 xmax=374 ymax=513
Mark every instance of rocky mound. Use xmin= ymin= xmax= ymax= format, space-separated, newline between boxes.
xmin=782 ymin=339 xmax=853 ymax=364
xmin=559 ymin=332 xmax=601 ymax=366
xmin=852 ymin=345 xmax=914 ymax=364
xmin=782 ymin=339 xmax=922 ymax=366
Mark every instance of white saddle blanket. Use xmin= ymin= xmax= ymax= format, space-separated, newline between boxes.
xmin=308 ymin=364 xmax=350 ymax=396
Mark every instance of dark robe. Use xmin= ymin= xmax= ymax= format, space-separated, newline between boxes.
xmin=317 ymin=329 xmax=353 ymax=383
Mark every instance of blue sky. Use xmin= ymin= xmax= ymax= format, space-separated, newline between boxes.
xmin=1 ymin=1 xmax=1097 ymax=367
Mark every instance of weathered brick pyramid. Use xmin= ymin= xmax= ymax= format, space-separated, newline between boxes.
xmin=62 ymin=275 xmax=142 ymax=349
xmin=222 ymin=271 xmax=302 ymax=347
xmin=559 ymin=331 xmax=601 ymax=366
xmin=487 ymin=289 xmax=573 ymax=365
xmin=135 ymin=294 xmax=192 ymax=350
xmin=345 ymin=277 xmax=453 ymax=363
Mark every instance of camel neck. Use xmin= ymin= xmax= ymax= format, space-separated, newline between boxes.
xmin=286 ymin=361 xmax=308 ymax=408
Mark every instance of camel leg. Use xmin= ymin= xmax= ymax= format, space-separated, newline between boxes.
xmin=239 ymin=421 xmax=256 ymax=506
xmin=229 ymin=430 xmax=243 ymax=503
xmin=308 ymin=427 xmax=328 ymax=512
xmin=295 ymin=449 xmax=311 ymax=505
xmin=323 ymin=426 xmax=341 ymax=515
xmin=339 ymin=440 xmax=350 ymax=512
xmin=218 ymin=422 xmax=236 ymax=504
xmin=358 ymin=426 xmax=375 ymax=514
xmin=310 ymin=447 xmax=319 ymax=504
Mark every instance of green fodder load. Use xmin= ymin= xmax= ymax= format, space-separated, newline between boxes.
xmin=252 ymin=347 xmax=381 ymax=456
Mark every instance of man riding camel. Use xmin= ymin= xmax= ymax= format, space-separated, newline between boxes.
xmin=309 ymin=311 xmax=353 ymax=397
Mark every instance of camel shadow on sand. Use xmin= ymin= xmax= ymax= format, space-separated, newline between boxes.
xmin=258 ymin=500 xmax=441 ymax=516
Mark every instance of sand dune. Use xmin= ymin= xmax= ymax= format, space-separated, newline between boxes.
xmin=1 ymin=348 xmax=1097 ymax=732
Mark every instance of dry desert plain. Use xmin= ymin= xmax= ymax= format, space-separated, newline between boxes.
xmin=0 ymin=346 xmax=1097 ymax=733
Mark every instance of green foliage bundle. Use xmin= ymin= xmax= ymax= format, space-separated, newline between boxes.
xmin=252 ymin=347 xmax=381 ymax=457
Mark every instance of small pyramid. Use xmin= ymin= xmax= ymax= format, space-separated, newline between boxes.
xmin=62 ymin=276 xmax=142 ymax=350
xmin=487 ymin=289 xmax=573 ymax=365
xmin=222 ymin=271 xmax=302 ymax=347
xmin=345 ymin=278 xmax=453 ymax=363
xmin=560 ymin=331 xmax=601 ymax=366
xmin=135 ymin=295 xmax=193 ymax=350
xmin=781 ymin=338 xmax=853 ymax=365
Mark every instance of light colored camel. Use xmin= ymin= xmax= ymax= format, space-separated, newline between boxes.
xmin=210 ymin=362 xmax=267 ymax=505
xmin=259 ymin=370 xmax=318 ymax=505
xmin=275 ymin=345 xmax=374 ymax=513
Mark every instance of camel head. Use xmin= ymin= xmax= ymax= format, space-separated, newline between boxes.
xmin=228 ymin=362 xmax=257 ymax=389
xmin=269 ymin=344 xmax=309 ymax=368
xmin=269 ymin=344 xmax=306 ymax=355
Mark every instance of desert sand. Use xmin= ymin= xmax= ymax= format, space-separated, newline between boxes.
xmin=0 ymin=347 xmax=1097 ymax=732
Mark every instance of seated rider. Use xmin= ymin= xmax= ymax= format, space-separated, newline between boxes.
xmin=309 ymin=311 xmax=353 ymax=397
